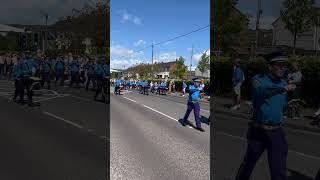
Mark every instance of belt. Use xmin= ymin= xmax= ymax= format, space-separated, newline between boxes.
xmin=250 ymin=122 xmax=281 ymax=130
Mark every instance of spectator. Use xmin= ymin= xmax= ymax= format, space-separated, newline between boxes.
xmin=287 ymin=61 xmax=302 ymax=119
xmin=182 ymin=80 xmax=187 ymax=97
xmin=231 ymin=58 xmax=245 ymax=110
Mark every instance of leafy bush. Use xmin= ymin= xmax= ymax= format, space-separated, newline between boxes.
xmin=212 ymin=56 xmax=320 ymax=107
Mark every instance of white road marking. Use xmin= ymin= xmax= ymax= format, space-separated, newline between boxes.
xmin=216 ymin=131 xmax=320 ymax=160
xmin=123 ymin=96 xmax=137 ymax=103
xmin=42 ymin=111 xmax=83 ymax=129
xmin=143 ymin=104 xmax=178 ymax=122
xmin=121 ymin=96 xmax=208 ymax=130
xmin=33 ymin=95 xmax=70 ymax=102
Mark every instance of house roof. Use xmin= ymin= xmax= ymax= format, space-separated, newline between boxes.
xmin=0 ymin=24 xmax=24 ymax=33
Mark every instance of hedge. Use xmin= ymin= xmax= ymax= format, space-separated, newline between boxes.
xmin=212 ymin=56 xmax=320 ymax=107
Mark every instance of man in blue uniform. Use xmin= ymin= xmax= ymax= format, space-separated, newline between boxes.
xmin=69 ymin=57 xmax=80 ymax=88
xmin=55 ymin=56 xmax=65 ymax=87
xmin=94 ymin=59 xmax=107 ymax=102
xmin=85 ymin=59 xmax=96 ymax=91
xmin=114 ymin=79 xmax=122 ymax=95
xmin=12 ymin=54 xmax=24 ymax=104
xmin=235 ymin=51 xmax=296 ymax=180
xmin=40 ymin=56 xmax=52 ymax=90
xmin=180 ymin=78 xmax=204 ymax=132
xmin=21 ymin=53 xmax=36 ymax=106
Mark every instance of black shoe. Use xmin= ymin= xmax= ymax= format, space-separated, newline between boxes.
xmin=195 ymin=127 xmax=205 ymax=132
xmin=178 ymin=119 xmax=189 ymax=126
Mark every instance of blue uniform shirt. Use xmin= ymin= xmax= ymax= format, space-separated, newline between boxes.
xmin=41 ymin=61 xmax=51 ymax=73
xmin=13 ymin=60 xmax=24 ymax=79
xmin=251 ymin=74 xmax=288 ymax=125
xmin=232 ymin=66 xmax=245 ymax=86
xmin=94 ymin=64 xmax=105 ymax=78
xmin=55 ymin=60 xmax=64 ymax=71
xmin=86 ymin=63 xmax=95 ymax=76
xmin=69 ymin=61 xmax=80 ymax=73
xmin=102 ymin=64 xmax=109 ymax=76
xmin=188 ymin=85 xmax=200 ymax=102
xmin=22 ymin=59 xmax=33 ymax=76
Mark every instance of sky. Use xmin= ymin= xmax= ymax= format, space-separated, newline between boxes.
xmin=237 ymin=0 xmax=320 ymax=29
xmin=110 ymin=0 xmax=210 ymax=70
xmin=0 ymin=0 xmax=101 ymax=25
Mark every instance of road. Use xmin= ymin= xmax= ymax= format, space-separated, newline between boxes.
xmin=110 ymin=88 xmax=210 ymax=180
xmin=213 ymin=103 xmax=320 ymax=180
xmin=0 ymin=79 xmax=109 ymax=180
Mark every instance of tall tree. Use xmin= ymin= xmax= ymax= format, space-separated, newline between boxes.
xmin=281 ymin=0 xmax=315 ymax=55
xmin=212 ymin=0 xmax=248 ymax=55
xmin=170 ymin=56 xmax=187 ymax=79
xmin=197 ymin=50 xmax=210 ymax=77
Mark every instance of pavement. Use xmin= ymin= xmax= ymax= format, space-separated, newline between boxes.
xmin=110 ymin=87 xmax=210 ymax=180
xmin=0 ymin=78 xmax=109 ymax=180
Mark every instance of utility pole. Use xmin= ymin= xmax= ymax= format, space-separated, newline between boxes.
xmin=151 ymin=43 xmax=154 ymax=77
xmin=45 ymin=13 xmax=48 ymax=53
xmin=190 ymin=44 xmax=193 ymax=79
xmin=255 ymin=0 xmax=262 ymax=55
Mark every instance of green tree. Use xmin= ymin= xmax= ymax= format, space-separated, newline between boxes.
xmin=197 ymin=50 xmax=210 ymax=77
xmin=170 ymin=56 xmax=187 ymax=79
xmin=212 ymin=0 xmax=248 ymax=55
xmin=281 ymin=0 xmax=315 ymax=55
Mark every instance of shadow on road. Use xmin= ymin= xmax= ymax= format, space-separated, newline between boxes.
xmin=200 ymin=115 xmax=210 ymax=125
xmin=287 ymin=169 xmax=314 ymax=180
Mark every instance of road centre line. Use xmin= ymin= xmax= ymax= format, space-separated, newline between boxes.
xmin=127 ymin=91 xmax=210 ymax=113
xmin=34 ymin=95 xmax=70 ymax=102
xmin=42 ymin=111 xmax=83 ymax=129
xmin=122 ymin=96 xmax=193 ymax=129
xmin=215 ymin=131 xmax=320 ymax=160
xmin=123 ymin=96 xmax=137 ymax=103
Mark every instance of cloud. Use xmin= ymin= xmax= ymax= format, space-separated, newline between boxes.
xmin=154 ymin=52 xmax=177 ymax=63
xmin=110 ymin=44 xmax=144 ymax=58
xmin=133 ymin=39 xmax=146 ymax=47
xmin=111 ymin=43 xmax=146 ymax=69
xmin=193 ymin=49 xmax=210 ymax=62
xmin=118 ymin=10 xmax=142 ymax=25
xmin=111 ymin=58 xmax=144 ymax=69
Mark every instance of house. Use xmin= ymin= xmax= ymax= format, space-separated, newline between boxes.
xmin=272 ymin=16 xmax=320 ymax=53
xmin=195 ymin=68 xmax=210 ymax=79
xmin=154 ymin=61 xmax=176 ymax=79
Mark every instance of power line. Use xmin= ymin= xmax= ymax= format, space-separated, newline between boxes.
xmin=111 ymin=24 xmax=210 ymax=62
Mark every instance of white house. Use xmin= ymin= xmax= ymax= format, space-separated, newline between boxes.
xmin=272 ymin=17 xmax=320 ymax=51
xmin=195 ymin=68 xmax=210 ymax=78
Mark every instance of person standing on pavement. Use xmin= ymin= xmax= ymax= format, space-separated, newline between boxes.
xmin=287 ymin=61 xmax=302 ymax=119
xmin=180 ymin=77 xmax=205 ymax=132
xmin=182 ymin=80 xmax=187 ymax=97
xmin=235 ymin=51 xmax=296 ymax=180
xmin=231 ymin=58 xmax=245 ymax=110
